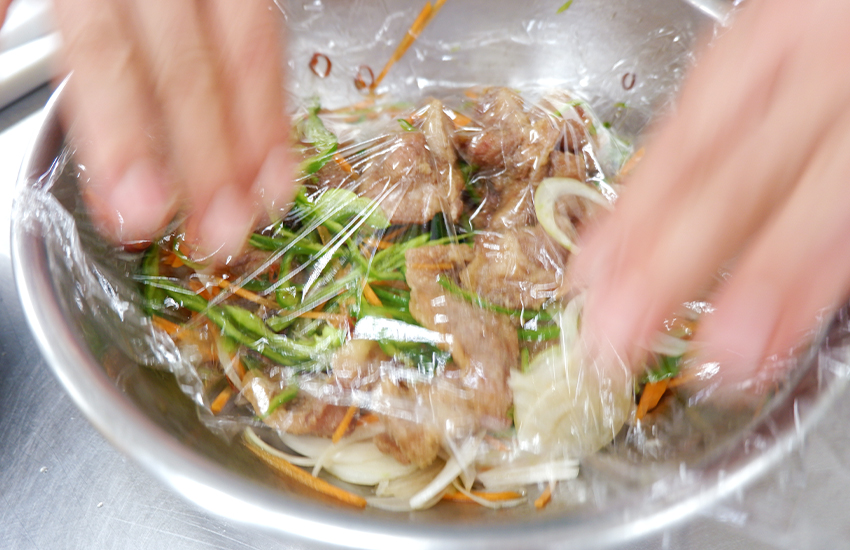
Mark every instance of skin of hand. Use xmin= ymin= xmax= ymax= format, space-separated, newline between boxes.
xmin=574 ymin=0 xmax=850 ymax=401
xmin=39 ymin=0 xmax=294 ymax=259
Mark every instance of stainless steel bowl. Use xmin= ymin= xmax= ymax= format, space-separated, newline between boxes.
xmin=12 ymin=1 xmax=850 ymax=548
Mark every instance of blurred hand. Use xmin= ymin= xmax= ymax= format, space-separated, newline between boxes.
xmin=51 ymin=0 xmax=293 ymax=258
xmin=575 ymin=0 xmax=850 ymax=397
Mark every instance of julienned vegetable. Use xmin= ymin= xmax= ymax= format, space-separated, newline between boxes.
xmin=137 ymin=87 xmax=696 ymax=513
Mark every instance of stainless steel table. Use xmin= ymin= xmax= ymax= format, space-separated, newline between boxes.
xmin=1 ymin=88 xmax=848 ymax=550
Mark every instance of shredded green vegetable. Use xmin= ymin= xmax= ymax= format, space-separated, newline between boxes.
xmin=436 ymin=275 xmax=552 ymax=322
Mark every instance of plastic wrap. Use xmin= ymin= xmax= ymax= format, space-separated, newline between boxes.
xmin=14 ymin=0 xmax=850 ymax=545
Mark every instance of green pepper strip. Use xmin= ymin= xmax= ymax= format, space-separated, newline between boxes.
xmin=262 ymin=385 xmax=299 ymax=418
xmin=141 ymin=245 xmax=164 ymax=314
xmin=357 ymin=303 xmax=417 ymax=325
xmin=518 ymin=324 xmax=561 ymax=342
xmin=145 ymin=279 xmax=310 ymax=366
xmin=644 ymin=354 xmax=683 ymax=383
xmin=436 ymin=275 xmax=552 ymax=322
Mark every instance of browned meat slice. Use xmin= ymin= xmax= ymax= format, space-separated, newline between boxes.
xmin=375 ymin=379 xmax=442 ymax=468
xmin=462 ymin=225 xmax=569 ymax=310
xmin=355 ymin=100 xmax=463 ymax=224
xmin=548 ymin=149 xmax=586 ymax=181
xmin=242 ymin=372 xmax=351 ymax=438
xmin=454 ymin=88 xmax=560 ymax=188
xmin=405 ymin=245 xmax=517 ymax=426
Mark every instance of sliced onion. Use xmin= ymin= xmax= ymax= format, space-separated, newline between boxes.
xmin=243 ymin=427 xmax=316 ymax=467
xmin=409 ymin=436 xmax=480 ymax=510
xmin=324 ymin=449 xmax=417 ymax=486
xmin=650 ymin=332 xmax=689 ymax=357
xmin=449 ymin=479 xmax=527 ymax=510
xmin=534 ymin=177 xmax=612 ymax=253
xmin=477 ymin=458 xmax=579 ymax=490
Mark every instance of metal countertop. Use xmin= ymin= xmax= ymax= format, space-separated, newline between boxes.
xmin=1 ymin=88 xmax=849 ymax=550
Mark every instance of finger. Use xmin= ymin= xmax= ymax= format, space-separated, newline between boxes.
xmin=575 ymin=0 xmax=803 ymax=285
xmin=204 ymin=0 xmax=294 ymax=213
xmin=697 ymin=102 xmax=850 ymax=394
xmin=54 ymin=0 xmax=174 ymax=243
xmin=578 ymin=0 xmax=850 ymax=362
xmin=128 ymin=0 xmax=254 ymax=257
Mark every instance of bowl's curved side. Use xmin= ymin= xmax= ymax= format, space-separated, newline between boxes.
xmin=11 ymin=80 xmax=849 ymax=549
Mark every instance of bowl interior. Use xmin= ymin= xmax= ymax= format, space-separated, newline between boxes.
xmin=14 ymin=1 xmax=850 ymax=548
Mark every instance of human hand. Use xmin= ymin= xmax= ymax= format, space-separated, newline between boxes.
xmin=574 ymin=0 xmax=850 ymax=398
xmin=51 ymin=0 xmax=293 ymax=258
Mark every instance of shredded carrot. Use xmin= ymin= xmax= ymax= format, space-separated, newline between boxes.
xmin=534 ymin=483 xmax=554 ymax=510
xmin=152 ymin=316 xmax=182 ymax=335
xmin=451 ymin=112 xmax=472 ymax=128
xmin=210 ymin=386 xmax=233 ymax=415
xmin=362 ymin=282 xmax=383 ymax=307
xmin=364 ymin=237 xmax=393 ymax=250
xmin=169 ymin=252 xmax=184 ymax=268
xmin=381 ymin=227 xmax=408 ymax=243
xmin=443 ymin=490 xmax=523 ymax=503
xmin=298 ymin=310 xmax=352 ymax=326
xmin=464 ymin=89 xmax=479 ymax=100
xmin=619 ymin=147 xmax=645 ymax=179
xmin=636 ymin=378 xmax=670 ymax=420
xmin=234 ymin=358 xmax=247 ymax=380
xmin=356 ymin=413 xmax=380 ymax=426
xmin=216 ymin=278 xmax=278 ymax=309
xmin=371 ymin=0 xmax=447 ymax=91
xmin=369 ymin=280 xmax=410 ymax=290
xmin=189 ymin=278 xmax=214 ymax=301
xmin=333 ymin=152 xmax=354 ymax=174
xmin=408 ymin=262 xmax=455 ymax=271
xmin=243 ymin=435 xmax=367 ymax=508
xmin=332 ymin=405 xmax=359 ymax=443
xmin=666 ymin=369 xmax=699 ymax=389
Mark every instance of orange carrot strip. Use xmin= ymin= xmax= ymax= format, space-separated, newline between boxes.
xmin=666 ymin=369 xmax=699 ymax=389
xmin=362 ymin=282 xmax=383 ymax=307
xmin=464 ymin=89 xmax=479 ymax=100
xmin=356 ymin=413 xmax=380 ymax=426
xmin=189 ymin=279 xmax=214 ymax=301
xmin=243 ymin=435 xmax=367 ymax=508
xmin=333 ymin=152 xmax=354 ymax=174
xmin=169 ymin=252 xmax=184 ymax=268
xmin=332 ymin=405 xmax=359 ymax=444
xmin=443 ymin=490 xmax=523 ymax=503
xmin=534 ymin=483 xmax=554 ymax=510
xmin=369 ymin=280 xmax=410 ymax=290
xmin=210 ymin=386 xmax=233 ymax=415
xmin=619 ymin=147 xmax=645 ymax=179
xmin=371 ymin=2 xmax=434 ymax=91
xmin=451 ymin=113 xmax=472 ymax=128
xmin=636 ymin=378 xmax=670 ymax=420
xmin=408 ymin=262 xmax=455 ymax=271
xmin=216 ymin=278 xmax=278 ymax=309
xmin=234 ymin=358 xmax=247 ymax=380
xmin=382 ymin=227 xmax=408 ymax=243
xmin=152 ymin=316 xmax=182 ymax=335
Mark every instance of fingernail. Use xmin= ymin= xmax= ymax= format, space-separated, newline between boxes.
xmin=252 ymin=144 xmax=295 ymax=216
xmin=193 ymin=185 xmax=255 ymax=261
xmin=105 ymin=159 xmax=173 ymax=243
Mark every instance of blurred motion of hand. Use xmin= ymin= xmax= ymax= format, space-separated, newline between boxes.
xmin=575 ymin=0 xmax=850 ymax=399
xmin=13 ymin=0 xmax=294 ymax=258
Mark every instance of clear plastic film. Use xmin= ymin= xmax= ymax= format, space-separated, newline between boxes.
xmin=14 ymin=0 xmax=850 ymax=544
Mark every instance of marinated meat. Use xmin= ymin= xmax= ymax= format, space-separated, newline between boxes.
xmin=356 ymin=101 xmax=463 ymax=224
xmin=454 ymin=88 xmax=560 ymax=188
xmin=375 ymin=379 xmax=442 ymax=468
xmin=462 ymin=225 xmax=569 ymax=310
xmin=405 ymin=245 xmax=517 ymax=426
xmin=243 ymin=372 xmax=351 ymax=438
